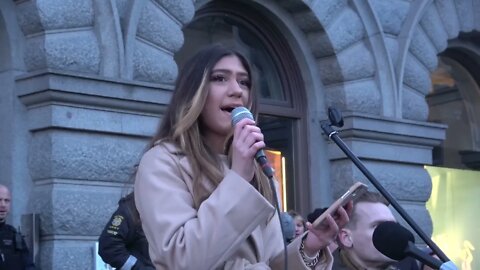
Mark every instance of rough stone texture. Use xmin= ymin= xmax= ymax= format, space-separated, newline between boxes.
xmin=35 ymin=0 xmax=93 ymax=30
xmin=307 ymin=31 xmax=335 ymax=58
xmin=410 ymin=28 xmax=438 ymax=72
xmin=475 ymin=0 xmax=480 ymax=30
xmin=137 ymin=1 xmax=184 ymax=52
xmin=133 ymin=40 xmax=178 ymax=83
xmin=292 ymin=8 xmax=325 ymax=32
xmin=420 ymin=5 xmax=449 ymax=52
xmin=309 ymin=0 xmax=348 ymax=28
xmin=324 ymin=80 xmax=381 ymax=115
xmin=317 ymin=41 xmax=375 ymax=85
xmin=323 ymin=8 xmax=365 ymax=55
xmin=14 ymin=1 xmax=44 ymax=35
xmin=403 ymin=53 xmax=431 ymax=95
xmin=402 ymin=86 xmax=429 ymax=121
xmin=33 ymin=184 xmax=123 ymax=236
xmin=369 ymin=0 xmax=409 ymax=36
xmin=15 ymin=0 xmax=93 ymax=35
xmin=153 ymin=0 xmax=195 ymax=24
xmin=27 ymin=105 xmax=160 ymax=136
xmin=28 ymin=130 xmax=146 ymax=182
xmin=435 ymin=0 xmax=460 ymax=39
xmin=24 ymin=31 xmax=100 ymax=73
xmin=392 ymin=202 xmax=433 ymax=243
xmin=454 ymin=0 xmax=475 ymax=32
xmin=331 ymin=160 xmax=432 ymax=202
xmin=39 ymin=240 xmax=97 ymax=270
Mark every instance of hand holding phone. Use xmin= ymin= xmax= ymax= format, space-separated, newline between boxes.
xmin=312 ymin=182 xmax=367 ymax=228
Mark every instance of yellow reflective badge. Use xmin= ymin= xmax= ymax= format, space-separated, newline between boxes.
xmin=111 ymin=215 xmax=123 ymax=227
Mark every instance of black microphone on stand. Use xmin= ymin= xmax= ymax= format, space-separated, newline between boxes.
xmin=372 ymin=221 xmax=458 ymax=270
xmin=231 ymin=107 xmax=275 ymax=178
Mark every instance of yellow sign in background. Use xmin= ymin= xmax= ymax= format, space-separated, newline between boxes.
xmin=425 ymin=166 xmax=478 ymax=270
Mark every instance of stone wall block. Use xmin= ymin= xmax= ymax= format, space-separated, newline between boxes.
xmin=28 ymin=130 xmax=146 ymax=182
xmin=133 ymin=40 xmax=178 ymax=83
xmin=27 ymin=105 xmax=159 ymax=137
xmin=153 ymin=0 xmax=195 ymax=24
xmin=16 ymin=0 xmax=93 ymax=36
xmin=40 ymin=240 xmax=97 ymax=270
xmin=324 ymin=80 xmax=381 ymax=115
xmin=393 ymin=202 xmax=433 ymax=242
xmin=402 ymin=86 xmax=429 ymax=121
xmin=317 ymin=41 xmax=375 ymax=85
xmin=409 ymin=28 xmax=438 ymax=72
xmin=34 ymin=184 xmax=122 ymax=235
xmin=453 ymin=0 xmax=474 ymax=32
xmin=420 ymin=5 xmax=448 ymax=52
xmin=307 ymin=31 xmax=335 ymax=58
xmin=310 ymin=0 xmax=348 ymax=28
xmin=475 ymin=0 xmax=480 ymax=30
xmin=403 ymin=54 xmax=431 ymax=95
xmin=330 ymin=160 xmax=432 ymax=202
xmin=435 ymin=0 xmax=460 ymax=39
xmin=324 ymin=8 xmax=365 ymax=55
xmin=15 ymin=0 xmax=43 ymax=35
xmin=137 ymin=1 xmax=184 ymax=53
xmin=24 ymin=31 xmax=100 ymax=73
xmin=369 ymin=0 xmax=409 ymax=36
xmin=31 ymin=186 xmax=53 ymax=235
xmin=292 ymin=9 xmax=325 ymax=32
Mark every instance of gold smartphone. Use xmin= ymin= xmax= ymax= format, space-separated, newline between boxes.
xmin=312 ymin=182 xmax=368 ymax=228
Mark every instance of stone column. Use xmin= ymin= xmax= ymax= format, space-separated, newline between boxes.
xmin=11 ymin=0 xmax=194 ymax=268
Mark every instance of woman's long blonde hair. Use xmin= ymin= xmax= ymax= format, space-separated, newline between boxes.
xmin=147 ymin=44 xmax=273 ymax=208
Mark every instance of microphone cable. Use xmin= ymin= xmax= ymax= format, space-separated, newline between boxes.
xmin=267 ymin=174 xmax=288 ymax=270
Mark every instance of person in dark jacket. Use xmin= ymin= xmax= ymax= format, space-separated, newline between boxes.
xmin=98 ymin=192 xmax=154 ymax=270
xmin=0 ymin=184 xmax=35 ymax=270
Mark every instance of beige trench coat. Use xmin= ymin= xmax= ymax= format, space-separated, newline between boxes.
xmin=134 ymin=142 xmax=333 ymax=270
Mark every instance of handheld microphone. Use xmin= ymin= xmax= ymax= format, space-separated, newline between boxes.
xmin=231 ymin=107 xmax=274 ymax=178
xmin=373 ymin=221 xmax=457 ymax=270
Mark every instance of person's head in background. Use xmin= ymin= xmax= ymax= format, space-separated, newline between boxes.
xmin=0 ymin=185 xmax=11 ymax=223
xmin=337 ymin=191 xmax=397 ymax=269
xmin=148 ymin=44 xmax=273 ymax=208
xmin=279 ymin=212 xmax=295 ymax=243
xmin=287 ymin=210 xmax=305 ymax=238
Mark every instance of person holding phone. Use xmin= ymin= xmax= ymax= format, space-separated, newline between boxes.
xmin=134 ymin=44 xmax=351 ymax=270
xmin=332 ymin=190 xmax=424 ymax=270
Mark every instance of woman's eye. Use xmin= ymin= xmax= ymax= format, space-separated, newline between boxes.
xmin=211 ymin=75 xmax=227 ymax=82
xmin=238 ymin=79 xmax=251 ymax=88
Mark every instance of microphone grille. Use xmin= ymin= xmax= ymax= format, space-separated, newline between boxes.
xmin=231 ymin=107 xmax=253 ymax=127
xmin=372 ymin=221 xmax=415 ymax=261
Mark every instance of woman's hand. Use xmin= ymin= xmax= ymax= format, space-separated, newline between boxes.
xmin=231 ymin=118 xmax=265 ymax=182
xmin=302 ymin=201 xmax=353 ymax=256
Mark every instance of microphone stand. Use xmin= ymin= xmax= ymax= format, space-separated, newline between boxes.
xmin=321 ymin=107 xmax=454 ymax=268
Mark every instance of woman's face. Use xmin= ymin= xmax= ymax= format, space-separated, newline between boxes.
xmin=294 ymin=216 xmax=305 ymax=237
xmin=200 ymin=55 xmax=251 ymax=151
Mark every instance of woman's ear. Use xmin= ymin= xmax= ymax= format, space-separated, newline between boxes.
xmin=338 ymin=228 xmax=353 ymax=248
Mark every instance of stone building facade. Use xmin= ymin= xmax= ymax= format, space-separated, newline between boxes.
xmin=0 ymin=0 xmax=479 ymax=268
